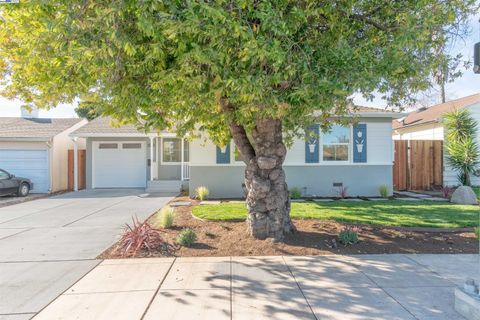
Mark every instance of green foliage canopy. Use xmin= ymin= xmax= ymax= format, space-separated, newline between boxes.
xmin=0 ymin=1 xmax=477 ymax=144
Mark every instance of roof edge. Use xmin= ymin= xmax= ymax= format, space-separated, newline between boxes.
xmin=0 ymin=137 xmax=51 ymax=142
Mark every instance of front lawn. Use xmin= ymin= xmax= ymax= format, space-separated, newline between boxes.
xmin=192 ymin=200 xmax=480 ymax=228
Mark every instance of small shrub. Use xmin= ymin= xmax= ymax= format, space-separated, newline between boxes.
xmin=336 ymin=186 xmax=348 ymax=198
xmin=339 ymin=226 xmax=360 ymax=245
xmin=155 ymin=206 xmax=174 ymax=229
xmin=441 ymin=186 xmax=454 ymax=199
xmin=474 ymin=227 xmax=480 ymax=240
xmin=118 ymin=216 xmax=163 ymax=257
xmin=177 ymin=228 xmax=197 ymax=247
xmin=290 ymin=187 xmax=302 ymax=199
xmin=378 ymin=184 xmax=389 ymax=198
xmin=195 ymin=186 xmax=210 ymax=201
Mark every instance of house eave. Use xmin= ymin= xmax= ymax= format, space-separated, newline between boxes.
xmin=356 ymin=112 xmax=407 ymax=119
xmin=69 ymin=132 xmax=178 ymax=138
xmin=392 ymin=119 xmax=440 ymax=131
xmin=0 ymin=137 xmax=52 ymax=142
xmin=313 ymin=111 xmax=407 ymax=119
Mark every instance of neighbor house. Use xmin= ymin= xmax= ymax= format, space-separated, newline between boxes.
xmin=0 ymin=110 xmax=87 ymax=193
xmin=70 ymin=107 xmax=402 ymax=198
xmin=392 ymin=93 xmax=480 ymax=186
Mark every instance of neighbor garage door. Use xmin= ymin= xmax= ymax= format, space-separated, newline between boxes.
xmin=0 ymin=149 xmax=49 ymax=193
xmin=93 ymin=141 xmax=147 ymax=188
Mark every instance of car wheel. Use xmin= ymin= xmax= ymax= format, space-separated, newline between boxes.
xmin=18 ymin=183 xmax=30 ymax=197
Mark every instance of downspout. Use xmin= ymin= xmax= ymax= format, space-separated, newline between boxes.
xmin=46 ymin=139 xmax=53 ymax=193
xmin=70 ymin=137 xmax=78 ymax=191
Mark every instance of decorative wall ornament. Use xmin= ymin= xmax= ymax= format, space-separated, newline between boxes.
xmin=355 ymin=131 xmax=364 ymax=153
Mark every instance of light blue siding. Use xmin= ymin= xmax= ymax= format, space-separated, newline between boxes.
xmin=189 ymin=164 xmax=392 ymax=198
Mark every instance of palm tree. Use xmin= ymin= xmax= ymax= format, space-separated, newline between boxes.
xmin=444 ymin=109 xmax=480 ymax=186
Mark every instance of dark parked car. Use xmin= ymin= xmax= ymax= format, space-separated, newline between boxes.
xmin=0 ymin=169 xmax=33 ymax=197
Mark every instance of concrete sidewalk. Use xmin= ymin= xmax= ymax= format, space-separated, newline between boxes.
xmin=0 ymin=189 xmax=173 ymax=320
xmin=31 ymin=254 xmax=479 ymax=320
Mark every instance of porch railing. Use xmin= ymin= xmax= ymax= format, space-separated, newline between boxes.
xmin=182 ymin=162 xmax=190 ymax=181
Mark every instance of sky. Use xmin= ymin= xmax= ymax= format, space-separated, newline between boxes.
xmin=0 ymin=13 xmax=479 ymax=118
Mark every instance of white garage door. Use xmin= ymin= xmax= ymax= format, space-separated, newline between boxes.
xmin=0 ymin=149 xmax=49 ymax=193
xmin=93 ymin=141 xmax=147 ymax=188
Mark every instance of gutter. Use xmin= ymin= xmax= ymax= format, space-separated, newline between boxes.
xmin=69 ymin=132 xmax=178 ymax=139
xmin=392 ymin=119 xmax=440 ymax=131
xmin=313 ymin=111 xmax=407 ymax=119
xmin=0 ymin=137 xmax=52 ymax=142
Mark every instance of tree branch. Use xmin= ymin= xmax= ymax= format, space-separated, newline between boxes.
xmin=348 ymin=13 xmax=390 ymax=32
xmin=220 ymin=98 xmax=256 ymax=163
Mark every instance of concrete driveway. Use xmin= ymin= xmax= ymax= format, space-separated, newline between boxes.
xmin=0 ymin=189 xmax=173 ymax=320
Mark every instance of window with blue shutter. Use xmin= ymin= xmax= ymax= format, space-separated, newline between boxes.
xmin=353 ymin=124 xmax=367 ymax=163
xmin=216 ymin=143 xmax=230 ymax=164
xmin=305 ymin=124 xmax=319 ymax=163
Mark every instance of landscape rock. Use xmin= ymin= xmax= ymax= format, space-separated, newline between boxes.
xmin=450 ymin=186 xmax=478 ymax=205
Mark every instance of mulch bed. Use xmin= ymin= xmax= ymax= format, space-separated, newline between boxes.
xmin=99 ymin=197 xmax=479 ymax=259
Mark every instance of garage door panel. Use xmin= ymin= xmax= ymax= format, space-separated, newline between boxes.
xmin=1 ymin=160 xmax=49 ymax=170
xmin=0 ymin=150 xmax=49 ymax=193
xmin=93 ymin=142 xmax=146 ymax=188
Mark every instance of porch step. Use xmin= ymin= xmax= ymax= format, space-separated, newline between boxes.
xmin=146 ymin=180 xmax=183 ymax=193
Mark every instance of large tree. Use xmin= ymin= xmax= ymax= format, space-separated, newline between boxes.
xmin=0 ymin=1 xmax=476 ymax=240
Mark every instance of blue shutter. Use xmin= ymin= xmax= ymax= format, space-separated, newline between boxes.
xmin=353 ymin=124 xmax=367 ymax=163
xmin=216 ymin=143 xmax=230 ymax=164
xmin=305 ymin=124 xmax=319 ymax=163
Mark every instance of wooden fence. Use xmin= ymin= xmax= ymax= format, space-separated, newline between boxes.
xmin=393 ymin=140 xmax=443 ymax=191
xmin=68 ymin=149 xmax=86 ymax=191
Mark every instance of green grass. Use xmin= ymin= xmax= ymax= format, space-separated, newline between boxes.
xmin=192 ymin=200 xmax=480 ymax=228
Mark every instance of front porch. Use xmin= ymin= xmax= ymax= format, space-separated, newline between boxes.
xmin=147 ymin=135 xmax=190 ymax=183
xmin=147 ymin=135 xmax=190 ymax=193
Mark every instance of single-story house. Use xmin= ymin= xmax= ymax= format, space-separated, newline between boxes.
xmin=392 ymin=93 xmax=480 ymax=186
xmin=70 ymin=107 xmax=402 ymax=198
xmin=0 ymin=114 xmax=87 ymax=193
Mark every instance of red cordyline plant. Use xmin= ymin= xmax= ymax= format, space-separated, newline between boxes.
xmin=117 ymin=216 xmax=163 ymax=257
xmin=336 ymin=186 xmax=348 ymax=199
xmin=441 ymin=186 xmax=454 ymax=199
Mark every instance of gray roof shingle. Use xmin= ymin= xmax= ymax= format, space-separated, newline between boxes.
xmin=72 ymin=106 xmax=400 ymax=137
xmin=71 ymin=117 xmax=148 ymax=136
xmin=71 ymin=117 xmax=171 ymax=136
xmin=0 ymin=117 xmax=83 ymax=139
xmin=393 ymin=93 xmax=480 ymax=130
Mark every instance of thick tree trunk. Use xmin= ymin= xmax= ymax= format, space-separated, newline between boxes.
xmin=221 ymin=99 xmax=295 ymax=240
xmin=242 ymin=119 xmax=296 ymax=240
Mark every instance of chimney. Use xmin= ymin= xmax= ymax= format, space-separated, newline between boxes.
xmin=21 ymin=106 xmax=39 ymax=118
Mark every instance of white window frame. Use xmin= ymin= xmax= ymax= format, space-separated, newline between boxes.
xmin=319 ymin=125 xmax=352 ymax=164
xmin=160 ymin=137 xmax=182 ymax=165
